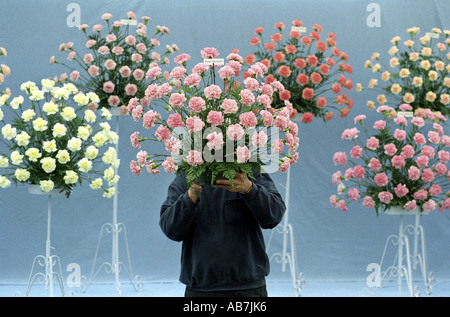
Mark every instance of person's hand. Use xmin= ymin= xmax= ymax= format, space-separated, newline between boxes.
xmin=213 ymin=172 xmax=253 ymax=194
xmin=188 ymin=181 xmax=203 ymax=203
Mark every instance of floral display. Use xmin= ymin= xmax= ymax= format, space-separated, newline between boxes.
xmin=358 ymin=27 xmax=450 ymax=117
xmin=0 ymin=79 xmax=120 ymax=197
xmin=50 ymin=11 xmax=177 ymax=113
xmin=0 ymin=45 xmax=10 ymax=87
xmin=129 ymin=47 xmax=299 ymax=187
xmin=246 ymin=20 xmax=354 ymax=123
xmin=330 ymin=104 xmax=449 ymax=214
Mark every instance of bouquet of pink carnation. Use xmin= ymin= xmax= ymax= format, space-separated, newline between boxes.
xmin=246 ymin=20 xmax=354 ymax=124
xmin=50 ymin=11 xmax=177 ymax=113
xmin=330 ymin=104 xmax=450 ymax=214
xmin=129 ymin=47 xmax=299 ymax=187
xmin=358 ymin=27 xmax=450 ymax=117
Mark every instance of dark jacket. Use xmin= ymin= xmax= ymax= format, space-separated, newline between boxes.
xmin=159 ymin=171 xmax=286 ymax=291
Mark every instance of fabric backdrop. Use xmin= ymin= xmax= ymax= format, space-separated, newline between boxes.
xmin=0 ymin=0 xmax=449 ymax=295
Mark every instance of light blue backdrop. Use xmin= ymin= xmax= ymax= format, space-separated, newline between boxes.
xmin=0 ymin=0 xmax=449 ymax=296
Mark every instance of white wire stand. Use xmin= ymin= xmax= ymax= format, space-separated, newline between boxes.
xmin=267 ymin=167 xmax=305 ymax=297
xmin=80 ymin=108 xmax=143 ymax=296
xmin=25 ymin=185 xmax=65 ymax=297
xmin=371 ymin=207 xmax=435 ymax=297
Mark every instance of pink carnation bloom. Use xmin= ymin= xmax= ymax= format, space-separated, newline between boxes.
xmin=416 ymin=155 xmax=429 ymax=167
xmin=279 ymin=157 xmax=291 ymax=173
xmin=260 ymin=110 xmax=274 ymax=127
xmin=421 ymin=168 xmax=435 ymax=182
xmin=143 ymin=110 xmax=159 ymax=129
xmin=435 ymin=162 xmax=448 ymax=176
xmin=155 ymin=125 xmax=171 ymax=141
xmin=136 ymin=150 xmax=148 ymax=165
xmin=108 ymin=95 xmax=120 ymax=107
xmin=368 ymin=158 xmax=381 ymax=171
xmin=146 ymin=66 xmax=162 ymax=80
xmin=131 ymin=105 xmax=143 ymax=122
xmin=366 ymin=137 xmax=379 ymax=150
xmin=378 ymin=191 xmax=393 ymax=203
xmin=414 ymin=189 xmax=428 ymax=200
xmin=244 ymin=77 xmax=260 ymax=91
xmin=344 ymin=168 xmax=353 ymax=181
xmin=125 ymin=83 xmax=137 ymax=96
xmin=413 ymin=133 xmax=426 ymax=145
xmin=206 ymin=111 xmax=224 ymax=126
xmin=130 ymin=131 xmax=141 ymax=148
xmin=429 ymin=184 xmax=442 ymax=196
xmin=240 ymin=89 xmax=256 ymax=105
xmin=204 ymin=85 xmax=222 ymax=100
xmin=186 ymin=116 xmax=205 ymax=132
xmin=273 ymin=139 xmax=284 ymax=154
xmin=411 ymin=117 xmax=425 ymax=127
xmin=186 ymin=150 xmax=204 ymax=166
xmin=192 ymin=62 xmax=209 ymax=74
xmin=206 ymin=132 xmax=224 ymax=150
xmin=146 ymin=162 xmax=160 ymax=175
xmin=341 ymin=128 xmax=359 ymax=139
xmin=201 ymin=47 xmax=219 ymax=59
xmin=393 ymin=129 xmax=406 ymax=141
xmin=348 ymin=188 xmax=360 ymax=201
xmin=184 ymin=74 xmax=201 ymax=87
xmin=239 ymin=111 xmax=258 ymax=129
xmin=373 ymin=120 xmax=386 ymax=130
xmin=103 ymin=81 xmax=115 ymax=93
xmin=274 ymin=115 xmax=289 ymax=131
xmin=408 ymin=166 xmax=420 ymax=180
xmin=438 ymin=150 xmax=450 ymax=163
xmin=189 ymin=97 xmax=206 ymax=113
xmin=401 ymin=145 xmax=415 ymax=159
xmin=167 ymin=113 xmax=185 ymax=128
xmin=252 ymin=131 xmax=268 ymax=147
xmin=169 ymin=93 xmax=187 ymax=108
xmin=164 ymin=137 xmax=181 ymax=154
xmin=130 ymin=160 xmax=141 ymax=175
xmin=332 ymin=171 xmax=342 ymax=184
xmin=333 ymin=152 xmax=348 ymax=166
xmin=330 ymin=195 xmax=338 ymax=207
xmin=162 ymin=157 xmax=178 ymax=173
xmin=350 ymin=145 xmax=363 ymax=159
xmin=174 ymin=53 xmax=191 ymax=65
xmin=394 ymin=183 xmax=409 ymax=197
xmin=236 ymin=146 xmax=251 ymax=163
xmin=218 ymin=65 xmax=235 ymax=79
xmin=363 ymin=196 xmax=375 ymax=208
xmin=423 ymin=200 xmax=436 ymax=212
xmin=104 ymin=59 xmax=116 ymax=70
xmin=169 ymin=66 xmax=187 ymax=80
xmin=221 ymin=99 xmax=238 ymax=114
xmin=120 ymin=66 xmax=132 ymax=77
xmin=133 ymin=69 xmax=145 ymax=81
xmin=227 ymin=124 xmax=245 ymax=141
xmin=374 ymin=173 xmax=388 ymax=186
xmin=428 ymin=131 xmax=440 ymax=144
xmin=337 ymin=200 xmax=348 ymax=212
xmin=404 ymin=200 xmax=417 ymax=211
xmin=421 ymin=145 xmax=435 ymax=158
xmin=391 ymin=155 xmax=406 ymax=168
xmin=384 ymin=143 xmax=397 ymax=156
xmin=352 ymin=165 xmax=365 ymax=179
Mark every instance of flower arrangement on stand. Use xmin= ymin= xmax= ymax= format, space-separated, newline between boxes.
xmin=330 ymin=104 xmax=449 ymax=214
xmin=357 ymin=27 xmax=450 ymax=117
xmin=0 ymin=79 xmax=119 ymax=198
xmin=50 ymin=11 xmax=178 ymax=113
xmin=246 ymin=20 xmax=354 ymax=123
xmin=129 ymin=47 xmax=299 ymax=187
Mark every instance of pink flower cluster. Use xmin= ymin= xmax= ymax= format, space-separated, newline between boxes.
xmin=129 ymin=47 xmax=300 ymax=180
xmin=51 ymin=11 xmax=177 ymax=112
xmin=330 ymin=105 xmax=450 ymax=213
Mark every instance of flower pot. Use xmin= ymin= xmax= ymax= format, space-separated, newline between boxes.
xmin=28 ymin=184 xmax=64 ymax=196
xmin=384 ymin=206 xmax=422 ymax=216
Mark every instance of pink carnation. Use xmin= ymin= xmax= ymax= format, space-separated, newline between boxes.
xmin=252 ymin=131 xmax=268 ymax=147
xmin=429 ymin=184 xmax=442 ymax=196
xmin=333 ymin=152 xmax=348 ymax=166
xmin=421 ymin=168 xmax=434 ymax=182
xmin=374 ymin=173 xmax=388 ymax=186
xmin=103 ymin=81 xmax=115 ymax=93
xmin=188 ymin=97 xmax=206 ymax=113
xmin=239 ymin=111 xmax=258 ymax=129
xmin=435 ymin=162 xmax=448 ymax=176
xmin=428 ymin=131 xmax=440 ymax=144
xmin=273 ymin=139 xmax=284 ymax=154
xmin=206 ymin=132 xmax=224 ymax=150
xmin=125 ymin=83 xmax=137 ymax=96
xmin=352 ymin=165 xmax=365 ymax=179
xmin=155 ymin=125 xmax=171 ymax=141
xmin=119 ymin=66 xmax=132 ymax=78
xmin=186 ymin=116 xmax=205 ymax=132
xmin=401 ymin=145 xmax=415 ymax=159
xmin=384 ymin=143 xmax=397 ymax=156
xmin=378 ymin=191 xmax=393 ymax=203
xmin=136 ymin=150 xmax=148 ymax=165
xmin=130 ymin=132 xmax=141 ymax=148
xmin=414 ymin=189 xmax=428 ymax=200
xmin=416 ymin=155 xmax=429 ymax=167
xmin=439 ymin=150 xmax=450 ymax=163
xmin=186 ymin=150 xmax=204 ymax=166
xmin=411 ymin=117 xmax=425 ymax=127
xmin=131 ymin=105 xmax=143 ymax=122
xmin=404 ymin=200 xmax=417 ymax=211
xmin=204 ymin=85 xmax=222 ymax=100
xmin=201 ymin=47 xmax=219 ymax=59
xmin=221 ymin=99 xmax=238 ymax=114
xmin=162 ymin=157 xmax=178 ymax=173
xmin=184 ymin=74 xmax=201 ymax=87
xmin=244 ymin=77 xmax=260 ymax=91
xmin=169 ymin=93 xmax=187 ymax=108
xmin=167 ymin=113 xmax=185 ymax=128
xmin=408 ymin=166 xmax=420 ymax=180
xmin=130 ymin=160 xmax=141 ymax=175
xmin=423 ymin=200 xmax=436 ymax=212
xmin=227 ymin=124 xmax=245 ymax=141
xmin=341 ymin=128 xmax=359 ymax=139
xmin=260 ymin=110 xmax=274 ymax=127
xmin=373 ymin=120 xmax=386 ymax=130
xmin=169 ymin=66 xmax=187 ymax=80
xmin=393 ymin=129 xmax=406 ymax=141
xmin=164 ymin=137 xmax=181 ymax=154
xmin=240 ymin=89 xmax=256 ymax=105
xmin=279 ymin=158 xmax=291 ymax=173
xmin=350 ymin=145 xmax=363 ymax=159
xmin=206 ymin=111 xmax=224 ymax=126
xmin=421 ymin=145 xmax=435 ymax=158
xmin=414 ymin=133 xmax=426 ymax=145
xmin=391 ymin=155 xmax=406 ymax=168
xmin=394 ymin=183 xmax=409 ymax=197
xmin=236 ymin=146 xmax=251 ymax=163
xmin=218 ymin=65 xmax=235 ymax=79
xmin=366 ymin=137 xmax=379 ymax=150
xmin=363 ymin=196 xmax=375 ymax=208
xmin=348 ymin=188 xmax=360 ymax=201
xmin=143 ymin=110 xmax=159 ymax=129
xmin=174 ymin=53 xmax=191 ymax=65
xmin=369 ymin=158 xmax=381 ymax=171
